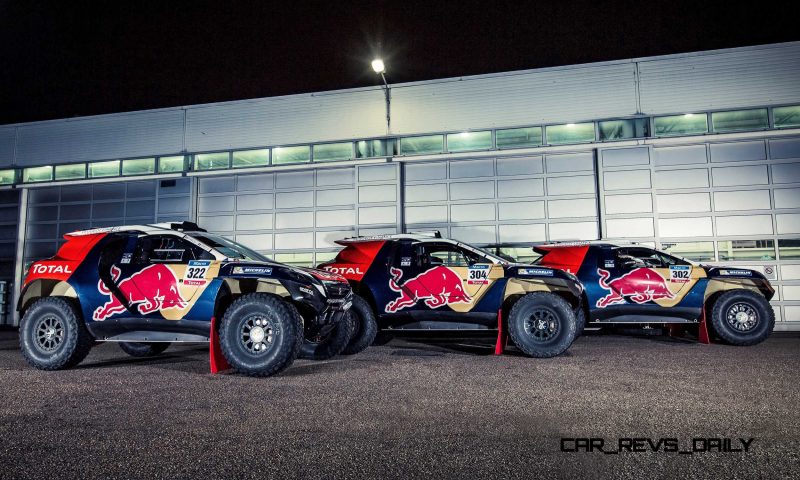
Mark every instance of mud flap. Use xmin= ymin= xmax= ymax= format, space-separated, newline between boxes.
xmin=697 ymin=307 xmax=711 ymax=345
xmin=494 ymin=309 xmax=507 ymax=355
xmin=209 ymin=316 xmax=231 ymax=373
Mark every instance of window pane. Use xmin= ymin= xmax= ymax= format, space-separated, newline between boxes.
xmin=718 ymin=239 xmax=775 ymax=261
xmin=122 ymin=158 xmax=155 ymax=176
xmin=400 ymin=135 xmax=444 ymax=155
xmin=496 ymin=126 xmax=542 ymax=149
xmin=778 ymin=239 xmax=800 ymax=259
xmin=313 ymin=142 xmax=353 ymax=162
xmin=660 ymin=241 xmax=715 ymax=262
xmin=546 ymin=123 xmax=595 ymax=145
xmin=654 ymin=114 xmax=708 ymax=137
xmin=496 ymin=246 xmax=542 ymax=264
xmin=356 ymin=139 xmax=395 ymax=158
xmin=0 ymin=169 xmax=16 ymax=185
xmin=315 ymin=251 xmax=340 ymax=265
xmin=159 ymin=156 xmax=187 ymax=173
xmin=88 ymin=160 xmax=119 ymax=178
xmin=55 ymin=164 xmax=85 ymax=181
xmin=23 ymin=166 xmax=53 ymax=183
xmin=774 ymin=105 xmax=800 ymax=128
xmin=711 ymin=109 xmax=768 ymax=133
xmin=274 ymin=252 xmax=314 ymax=266
xmin=194 ymin=152 xmax=230 ymax=170
xmin=232 ymin=149 xmax=269 ymax=168
xmin=446 ymin=131 xmax=492 ymax=152
xmin=273 ymin=145 xmax=310 ymax=165
xmin=598 ymin=118 xmax=650 ymax=141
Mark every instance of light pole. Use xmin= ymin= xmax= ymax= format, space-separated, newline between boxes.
xmin=372 ymin=58 xmax=391 ymax=133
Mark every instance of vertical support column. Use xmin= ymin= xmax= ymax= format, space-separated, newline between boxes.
xmin=593 ymin=148 xmax=605 ymax=240
xmin=12 ymin=188 xmax=28 ymax=327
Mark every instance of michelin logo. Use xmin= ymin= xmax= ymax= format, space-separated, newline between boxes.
xmin=232 ymin=266 xmax=273 ymax=275
xmin=518 ymin=268 xmax=554 ymax=276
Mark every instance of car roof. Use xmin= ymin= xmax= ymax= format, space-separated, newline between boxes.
xmin=64 ymin=222 xmax=205 ymax=238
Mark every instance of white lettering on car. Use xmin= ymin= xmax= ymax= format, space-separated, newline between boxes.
xmin=324 ymin=266 xmax=364 ymax=275
xmin=32 ymin=264 xmax=73 ymax=275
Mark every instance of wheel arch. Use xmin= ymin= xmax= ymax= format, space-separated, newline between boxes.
xmin=18 ymin=279 xmax=80 ymax=317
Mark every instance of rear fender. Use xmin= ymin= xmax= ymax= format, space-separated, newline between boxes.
xmin=18 ymin=279 xmax=78 ymax=316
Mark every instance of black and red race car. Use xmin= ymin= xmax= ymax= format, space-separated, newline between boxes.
xmin=318 ymin=233 xmax=585 ymax=358
xmin=490 ymin=242 xmax=775 ymax=345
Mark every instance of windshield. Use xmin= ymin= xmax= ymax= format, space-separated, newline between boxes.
xmin=189 ymin=233 xmax=270 ymax=262
xmin=456 ymin=242 xmax=510 ymax=265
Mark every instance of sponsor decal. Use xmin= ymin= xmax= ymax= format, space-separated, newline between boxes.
xmin=184 ymin=260 xmax=211 ymax=286
xmin=596 ymin=268 xmax=675 ymax=308
xmin=93 ymin=265 xmax=187 ymax=321
xmin=298 ymin=286 xmax=314 ymax=295
xmin=232 ymin=266 xmax=273 ymax=275
xmin=385 ymin=266 xmax=472 ymax=313
xmin=324 ymin=266 xmax=364 ymax=276
xmin=669 ymin=265 xmax=691 ymax=283
xmin=720 ymin=269 xmax=752 ymax=276
xmin=604 ymin=260 xmax=615 ymax=269
xmin=467 ymin=264 xmax=490 ymax=285
xmin=518 ymin=268 xmax=554 ymax=277
xmin=400 ymin=257 xmax=412 ymax=267
xmin=560 ymin=437 xmax=754 ymax=455
xmin=31 ymin=263 xmax=73 ymax=275
xmin=120 ymin=253 xmax=132 ymax=264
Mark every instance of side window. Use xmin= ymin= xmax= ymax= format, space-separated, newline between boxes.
xmin=132 ymin=235 xmax=211 ymax=265
xmin=418 ymin=243 xmax=483 ymax=267
xmin=615 ymin=247 xmax=689 ymax=269
xmin=98 ymin=234 xmax=130 ymax=276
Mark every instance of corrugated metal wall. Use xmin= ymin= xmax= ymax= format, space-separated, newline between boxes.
xmin=391 ymin=63 xmax=638 ymax=135
xmin=185 ymin=90 xmax=387 ymax=152
xmin=638 ymin=43 xmax=800 ymax=114
xmin=14 ymin=110 xmax=185 ymax=167
xmin=0 ymin=127 xmax=16 ymax=168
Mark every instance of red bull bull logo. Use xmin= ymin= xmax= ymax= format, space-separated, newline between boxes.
xmin=596 ymin=268 xmax=675 ymax=308
xmin=385 ymin=266 xmax=471 ymax=313
xmin=93 ymin=265 xmax=188 ymax=321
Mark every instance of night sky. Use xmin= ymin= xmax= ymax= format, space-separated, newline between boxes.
xmin=1 ymin=0 xmax=798 ymax=125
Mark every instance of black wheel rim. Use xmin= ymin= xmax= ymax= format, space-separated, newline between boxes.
xmin=726 ymin=302 xmax=759 ymax=332
xmin=523 ymin=308 xmax=560 ymax=342
xmin=240 ymin=315 xmax=276 ymax=354
xmin=35 ymin=315 xmax=64 ymax=352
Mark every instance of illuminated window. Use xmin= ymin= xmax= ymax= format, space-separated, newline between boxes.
xmin=718 ymin=239 xmax=775 ymax=261
xmin=778 ymin=239 xmax=800 ymax=259
xmin=0 ymin=169 xmax=16 ymax=185
xmin=711 ymin=109 xmax=768 ymax=133
xmin=23 ymin=166 xmax=53 ymax=183
xmin=446 ymin=131 xmax=492 ymax=152
xmin=546 ymin=122 xmax=595 ymax=145
xmin=274 ymin=252 xmax=314 ymax=266
xmin=356 ymin=139 xmax=396 ymax=158
xmin=54 ymin=164 xmax=86 ymax=181
xmin=660 ymin=241 xmax=715 ymax=262
xmin=314 ymin=251 xmax=340 ymax=265
xmin=774 ymin=105 xmax=800 ymax=128
xmin=399 ymin=135 xmax=444 ymax=155
xmin=122 ymin=158 xmax=155 ymax=176
xmin=273 ymin=145 xmax=310 ymax=165
xmin=598 ymin=118 xmax=650 ymax=140
xmin=88 ymin=160 xmax=120 ymax=178
xmin=313 ymin=143 xmax=353 ymax=162
xmin=496 ymin=126 xmax=542 ymax=149
xmin=194 ymin=152 xmax=230 ymax=170
xmin=232 ymin=149 xmax=269 ymax=168
xmin=654 ymin=114 xmax=708 ymax=137
xmin=158 ymin=156 xmax=187 ymax=173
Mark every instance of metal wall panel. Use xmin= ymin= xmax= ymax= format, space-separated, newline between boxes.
xmin=185 ymin=90 xmax=386 ymax=152
xmin=15 ymin=110 xmax=185 ymax=166
xmin=638 ymin=43 xmax=800 ymax=114
xmin=0 ymin=127 xmax=16 ymax=167
xmin=391 ymin=63 xmax=637 ymax=135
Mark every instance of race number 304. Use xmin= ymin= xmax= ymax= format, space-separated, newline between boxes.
xmin=467 ymin=265 xmax=490 ymax=285
xmin=669 ymin=265 xmax=690 ymax=283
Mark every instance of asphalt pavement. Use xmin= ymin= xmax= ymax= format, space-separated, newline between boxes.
xmin=1 ymin=328 xmax=798 ymax=479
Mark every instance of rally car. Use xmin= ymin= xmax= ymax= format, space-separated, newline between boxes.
xmin=495 ymin=242 xmax=775 ymax=345
xmin=318 ymin=233 xmax=584 ymax=358
xmin=17 ymin=222 xmax=354 ymax=377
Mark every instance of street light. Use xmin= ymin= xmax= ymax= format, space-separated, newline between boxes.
xmin=372 ymin=58 xmax=390 ymax=133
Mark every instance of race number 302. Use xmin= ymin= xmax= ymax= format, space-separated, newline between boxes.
xmin=669 ymin=265 xmax=690 ymax=283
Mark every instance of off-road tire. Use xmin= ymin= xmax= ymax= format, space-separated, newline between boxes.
xmin=19 ymin=297 xmax=94 ymax=370
xmin=371 ymin=332 xmax=393 ymax=346
xmin=118 ymin=342 xmax=170 ymax=357
xmin=507 ymin=292 xmax=577 ymax=358
xmin=341 ymin=295 xmax=378 ymax=355
xmin=219 ymin=293 xmax=302 ymax=377
xmin=574 ymin=305 xmax=587 ymax=338
xmin=710 ymin=290 xmax=774 ymax=346
xmin=299 ymin=316 xmax=352 ymax=360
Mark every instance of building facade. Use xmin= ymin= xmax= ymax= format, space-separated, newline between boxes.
xmin=1 ymin=42 xmax=799 ymax=329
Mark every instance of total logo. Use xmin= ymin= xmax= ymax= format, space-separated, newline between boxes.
xmin=324 ymin=266 xmax=364 ymax=276
xmin=31 ymin=263 xmax=73 ymax=275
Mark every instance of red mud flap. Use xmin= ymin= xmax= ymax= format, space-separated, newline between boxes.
xmin=495 ymin=309 xmax=508 ymax=355
xmin=209 ymin=316 xmax=232 ymax=374
xmin=666 ymin=307 xmax=711 ymax=345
